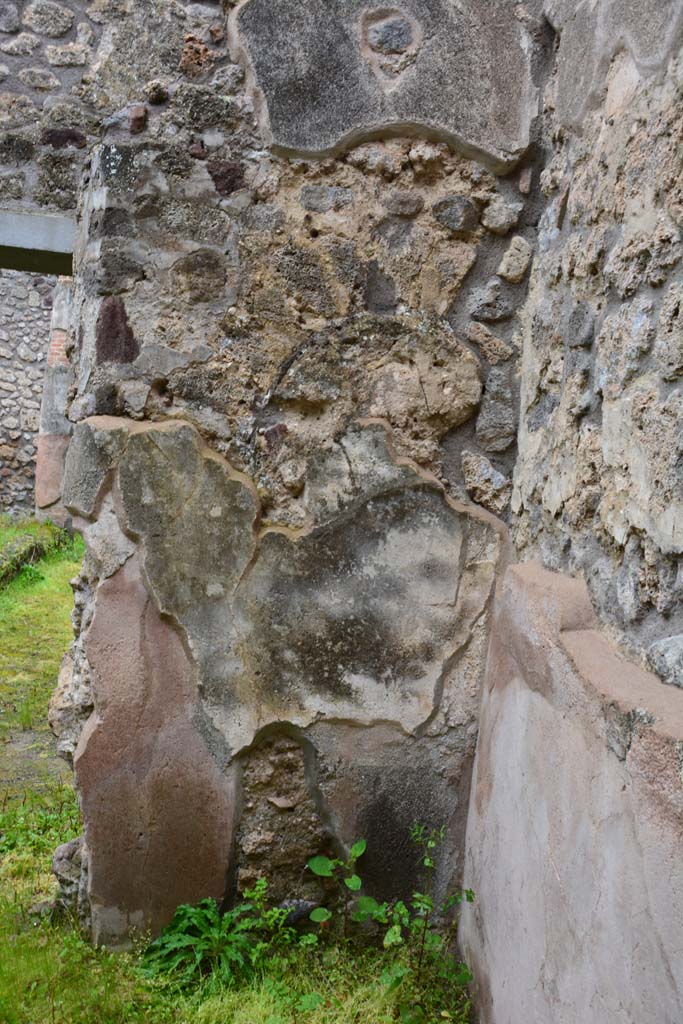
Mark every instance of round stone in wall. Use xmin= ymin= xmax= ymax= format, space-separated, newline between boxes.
xmin=367 ymin=15 xmax=414 ymax=54
xmin=360 ymin=7 xmax=422 ymax=87
xmin=0 ymin=2 xmax=19 ymax=34
xmin=22 ymin=1 xmax=74 ymax=38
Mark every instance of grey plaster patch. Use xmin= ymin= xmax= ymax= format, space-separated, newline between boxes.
xmin=39 ymin=364 xmax=71 ymax=435
xmin=0 ymin=210 xmax=76 ymax=254
xmin=62 ymin=419 xmax=129 ymax=518
xmin=81 ymin=493 xmax=135 ymax=580
xmin=77 ymin=419 xmax=498 ymax=750
xmin=231 ymin=0 xmax=538 ymax=170
xmin=235 ymin=483 xmax=465 ymax=720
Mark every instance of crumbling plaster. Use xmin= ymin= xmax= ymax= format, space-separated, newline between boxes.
xmin=34 ymin=0 xmax=544 ymax=944
xmin=57 ymin=416 xmax=503 ymax=942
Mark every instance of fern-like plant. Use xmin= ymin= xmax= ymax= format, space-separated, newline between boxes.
xmin=142 ymin=898 xmax=258 ymax=986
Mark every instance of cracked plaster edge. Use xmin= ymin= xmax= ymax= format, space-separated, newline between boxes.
xmin=69 ymin=413 xmax=513 ymax=547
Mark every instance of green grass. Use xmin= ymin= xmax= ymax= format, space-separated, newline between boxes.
xmin=0 ymin=900 xmax=180 ymax=1024
xmin=180 ymin=947 xmax=465 ymax=1024
xmin=0 ymin=919 xmax=460 ymax=1024
xmin=0 ymin=515 xmax=58 ymax=551
xmin=0 ymin=533 xmax=84 ymax=739
xmin=0 ymin=780 xmax=176 ymax=1024
xmin=0 ymin=516 xmax=70 ymax=591
xmin=0 ymin=536 xmax=178 ymax=1024
xmin=0 ymin=785 xmax=168 ymax=1024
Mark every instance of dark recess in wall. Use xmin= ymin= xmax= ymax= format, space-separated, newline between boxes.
xmin=0 ymin=245 xmax=73 ymax=276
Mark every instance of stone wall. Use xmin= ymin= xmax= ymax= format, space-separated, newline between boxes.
xmin=42 ymin=0 xmax=548 ymax=944
xmin=34 ymin=273 xmax=73 ymax=522
xmin=458 ymin=2 xmax=683 ymax=1020
xmin=0 ymin=267 xmax=53 ymax=515
xmin=0 ymin=0 xmax=103 ymax=216
xmin=0 ymin=0 xmax=260 ymax=219
xmin=513 ymin=2 xmax=683 ymax=687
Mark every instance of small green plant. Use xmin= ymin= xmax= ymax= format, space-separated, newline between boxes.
xmin=262 ymin=985 xmax=326 ymax=1024
xmin=142 ymin=824 xmax=475 ymax=1017
xmin=306 ymin=838 xmax=366 ymax=937
xmin=16 ymin=698 xmax=33 ymax=731
xmin=410 ymin=822 xmax=442 ymax=984
xmin=17 ymin=562 xmax=45 ymax=585
xmin=243 ymin=877 xmax=302 ymax=966
xmin=347 ymin=823 xmax=475 ymax=1020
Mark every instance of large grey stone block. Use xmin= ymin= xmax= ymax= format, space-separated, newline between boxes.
xmin=231 ymin=0 xmax=538 ymax=170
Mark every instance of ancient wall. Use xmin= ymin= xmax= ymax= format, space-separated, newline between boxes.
xmin=513 ymin=1 xmax=683 ymax=687
xmin=0 ymin=267 xmax=54 ymax=515
xmin=458 ymin=3 xmax=683 ymax=1020
xmin=0 ymin=0 xmax=102 ymax=216
xmin=36 ymin=0 xmax=554 ymax=945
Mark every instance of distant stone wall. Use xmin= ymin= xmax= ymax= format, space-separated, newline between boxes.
xmin=34 ymin=274 xmax=73 ymax=523
xmin=0 ymin=0 xmax=103 ymax=216
xmin=0 ymin=267 xmax=54 ymax=515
